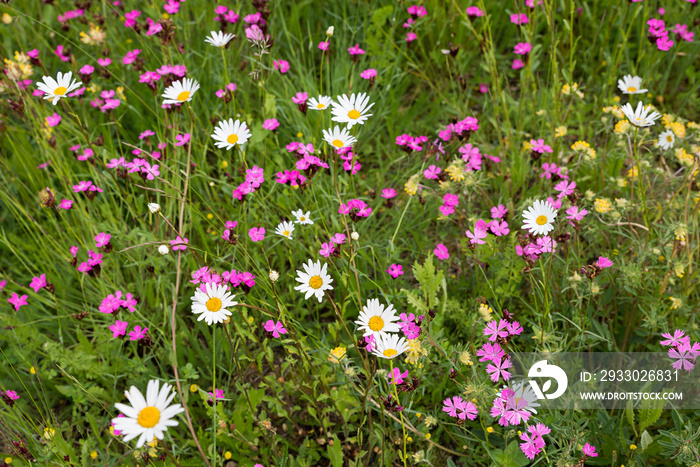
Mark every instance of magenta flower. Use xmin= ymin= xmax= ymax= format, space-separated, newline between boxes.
xmin=249 ymin=227 xmax=265 ymax=242
xmin=29 ymin=274 xmax=47 ymax=293
xmin=466 ymin=6 xmax=484 ymax=17
xmin=442 ymin=396 xmax=464 ymax=417
xmin=95 ymin=232 xmax=111 ymax=248
xmin=466 ymin=220 xmax=488 ymax=244
xmin=59 ymin=199 xmax=73 ymax=210
xmin=490 ymin=204 xmax=507 ymax=219
xmin=348 ymin=43 xmax=365 ymax=55
xmin=406 ymin=32 xmax=417 ymax=42
xmin=208 ymin=388 xmax=224 ymax=402
xmin=129 ymin=325 xmax=148 ymax=341
xmin=273 ymin=59 xmax=290 ymax=73
xmin=292 ymin=92 xmax=308 ymax=104
xmin=5 ymin=390 xmax=19 ymax=401
xmin=657 ymin=35 xmax=674 ymax=51
xmin=484 ymin=320 xmax=509 ymax=341
xmin=164 ymin=0 xmax=180 ymax=14
xmin=319 ymin=242 xmax=335 ymax=257
xmin=170 ymin=236 xmax=189 ymax=251
xmin=520 ymin=432 xmax=543 ymax=460
xmin=263 ymin=320 xmax=287 ymax=338
xmin=434 ymin=243 xmax=449 ymax=260
xmin=596 ymin=256 xmax=613 ymax=268
xmin=512 ymin=59 xmax=525 ymax=69
xmin=360 ymin=68 xmax=377 ymax=79
xmin=389 ymin=367 xmax=409 ymax=385
xmin=262 ymin=119 xmax=279 ymax=131
xmin=486 ymin=357 xmax=513 ymax=382
xmin=330 ymin=233 xmax=346 ymax=244
xmin=479 ymin=83 xmax=488 ymax=93
xmin=175 ymin=133 xmax=191 ymax=146
xmin=318 ymin=41 xmax=329 ymax=51
xmin=407 ymin=5 xmax=428 ymax=17
xmin=46 ymin=113 xmax=61 ymax=127
xmin=554 ymin=180 xmax=576 ymax=197
xmin=565 ymin=205 xmax=588 ymax=221
xmin=661 ymin=330 xmax=691 ymax=347
xmin=8 ymin=293 xmax=28 ymax=311
xmin=508 ymin=321 xmax=523 ymax=335
xmin=477 ymin=342 xmax=505 ymax=362
xmin=109 ymin=320 xmax=128 ymax=338
xmin=530 ymin=139 xmax=553 ymax=154
xmin=489 ymin=220 xmax=510 ymax=236
xmin=514 ymin=42 xmax=532 ymax=54
xmin=669 ymin=343 xmax=696 ymax=372
xmin=582 ymin=443 xmax=598 ymax=458
xmin=97 ymin=57 xmax=111 ymax=67
xmin=381 ymin=188 xmax=397 ymax=199
xmin=424 ymin=165 xmax=441 ymax=179
xmin=511 ymin=13 xmax=529 ymax=24
xmin=387 ymin=264 xmax=404 ymax=278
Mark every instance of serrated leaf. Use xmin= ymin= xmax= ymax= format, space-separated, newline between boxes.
xmin=640 ymin=430 xmax=653 ymax=452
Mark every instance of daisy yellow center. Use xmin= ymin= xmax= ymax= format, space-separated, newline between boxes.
xmin=383 ymin=348 xmax=398 ymax=358
xmin=368 ymin=316 xmax=384 ymax=331
xmin=666 ymin=135 xmax=673 ymax=142
xmin=206 ymin=297 xmax=222 ymax=312
xmin=137 ymin=406 xmax=161 ymax=428
xmin=176 ymin=91 xmax=190 ymax=101
xmin=536 ymin=215 xmax=548 ymax=226
xmin=317 ymin=103 xmax=325 ymax=109
xmin=348 ymin=109 xmax=361 ymax=119
xmin=227 ymin=134 xmax=239 ymax=144
xmin=283 ymin=230 xmax=290 ymax=236
xmin=309 ymin=275 xmax=323 ymax=289
xmin=54 ymin=86 xmax=67 ymax=96
xmin=332 ymin=139 xmax=344 ymax=147
xmin=300 ymin=217 xmax=306 ymax=221
xmin=627 ymin=87 xmax=636 ymax=92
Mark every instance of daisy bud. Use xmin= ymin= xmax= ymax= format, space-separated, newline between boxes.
xmin=148 ymin=202 xmax=161 ymax=214
xmin=269 ymin=270 xmax=280 ymax=283
xmin=326 ymin=26 xmax=334 ymax=36
xmin=351 ymin=231 xmax=359 ymax=241
xmin=158 ymin=245 xmax=169 ymax=255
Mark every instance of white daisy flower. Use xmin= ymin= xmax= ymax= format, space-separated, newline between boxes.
xmin=308 ymin=95 xmax=332 ymax=111
xmin=521 ymin=199 xmax=557 ymax=236
xmin=657 ymin=130 xmax=675 ymax=150
xmin=36 ymin=71 xmax=82 ymax=105
xmin=190 ymin=282 xmax=237 ymax=325
xmin=275 ymin=221 xmax=295 ymax=240
xmin=112 ymin=380 xmax=185 ymax=448
xmin=498 ymin=382 xmax=540 ymax=415
xmin=322 ymin=125 xmax=357 ymax=149
xmin=331 ymin=92 xmax=375 ymax=129
xmin=294 ymin=259 xmax=333 ymax=303
xmin=621 ymin=101 xmax=661 ymax=128
xmin=372 ymin=332 xmax=409 ymax=359
xmin=162 ymin=78 xmax=200 ymax=105
xmin=204 ymin=30 xmax=235 ymax=47
xmin=291 ymin=209 xmax=313 ymax=225
xmin=355 ymin=298 xmax=401 ymax=339
xmin=617 ymin=75 xmax=648 ymax=95
xmin=211 ymin=119 xmax=251 ymax=150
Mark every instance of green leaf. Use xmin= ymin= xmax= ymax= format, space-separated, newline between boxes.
xmin=638 ymin=396 xmax=665 ymax=433
xmin=327 ymin=435 xmax=343 ymax=467
xmin=371 ymin=5 xmax=393 ymax=27
xmin=640 ymin=430 xmax=653 ymax=452
xmin=626 ymin=399 xmax=637 ymax=436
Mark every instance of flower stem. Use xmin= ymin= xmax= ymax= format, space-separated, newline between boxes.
xmin=390 ymin=360 xmax=408 ymax=467
xmin=632 ymin=127 xmax=650 ymax=230
xmin=212 ymin=326 xmax=217 ymax=465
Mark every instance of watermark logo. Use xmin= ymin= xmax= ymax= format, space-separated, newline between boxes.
xmin=527 ymin=360 xmax=568 ymax=400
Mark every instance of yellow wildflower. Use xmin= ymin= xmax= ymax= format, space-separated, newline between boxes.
xmin=328 ymin=346 xmax=346 ymax=364
xmin=594 ymin=198 xmax=612 ymax=213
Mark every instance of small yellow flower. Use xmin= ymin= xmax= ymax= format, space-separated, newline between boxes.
xmin=406 ymin=436 xmax=413 ymax=442
xmin=459 ymin=350 xmax=473 ymax=366
xmin=296 ymin=132 xmax=303 ymax=138
xmin=674 ymin=263 xmax=685 ymax=279
xmin=90 ymin=451 xmax=97 ymax=459
xmin=425 ymin=433 xmax=431 ymax=440
xmin=416 ymin=413 xmax=422 ymax=418
xmin=190 ymin=384 xmax=199 ymax=393
xmin=404 ymin=174 xmax=419 ymax=195
xmin=30 ymin=366 xmax=36 ymax=375
xmin=626 ymin=166 xmax=638 ymax=179
xmin=206 ymin=213 xmax=214 ymax=220
xmin=4 ymin=458 xmax=12 ymax=464
xmin=424 ymin=415 xmax=437 ymax=428
xmin=162 ymin=13 xmax=170 ymax=19
xmin=486 ymin=427 xmax=494 ymax=433
xmin=43 ymin=427 xmax=55 ymax=440
xmin=479 ymin=303 xmax=493 ymax=322
xmin=2 ymin=13 xmax=12 ymax=24
xmin=630 ymin=444 xmax=637 ymax=451
xmin=248 ymin=316 xmax=254 ymax=324
xmin=225 ymin=452 xmax=232 ymax=460
xmin=614 ymin=120 xmax=630 ymax=134
xmin=670 ymin=121 xmax=686 ymax=138
xmin=221 ymin=160 xmax=229 ymax=169
xmin=555 ymin=126 xmax=567 ymax=138
xmin=328 ymin=346 xmax=347 ymax=364
xmin=594 ymin=198 xmax=612 ymax=213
